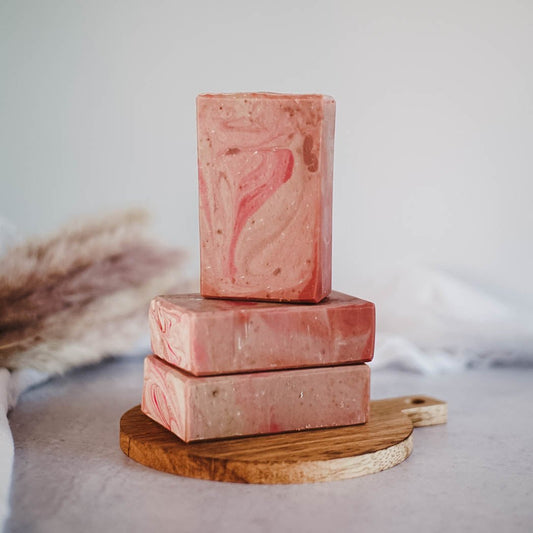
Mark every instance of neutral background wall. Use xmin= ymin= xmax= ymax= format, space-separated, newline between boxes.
xmin=1 ymin=0 xmax=532 ymax=306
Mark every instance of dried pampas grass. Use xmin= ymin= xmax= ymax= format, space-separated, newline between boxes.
xmin=0 ymin=209 xmax=186 ymax=373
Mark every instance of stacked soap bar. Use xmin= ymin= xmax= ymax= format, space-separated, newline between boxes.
xmin=141 ymin=93 xmax=375 ymax=442
xmin=142 ymin=355 xmax=370 ymax=442
xmin=148 ymin=292 xmax=374 ymax=375
xmin=142 ymin=293 xmax=373 ymax=442
xmin=197 ymin=93 xmax=335 ymax=303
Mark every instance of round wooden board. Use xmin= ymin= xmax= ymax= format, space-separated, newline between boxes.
xmin=120 ymin=395 xmax=446 ymax=484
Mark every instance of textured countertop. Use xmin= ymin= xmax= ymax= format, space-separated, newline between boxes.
xmin=6 ymin=358 xmax=533 ymax=533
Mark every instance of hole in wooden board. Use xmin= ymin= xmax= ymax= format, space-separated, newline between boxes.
xmin=408 ymin=398 xmax=426 ymax=405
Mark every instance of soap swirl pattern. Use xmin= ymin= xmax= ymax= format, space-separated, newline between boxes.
xmin=227 ymin=147 xmax=294 ymax=277
xmin=149 ymin=297 xmax=187 ymax=369
xmin=141 ymin=357 xmax=185 ymax=438
xmin=198 ymin=95 xmax=327 ymax=300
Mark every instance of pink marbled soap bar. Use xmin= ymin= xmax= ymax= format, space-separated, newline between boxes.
xmin=141 ymin=355 xmax=370 ymax=442
xmin=197 ymin=93 xmax=335 ymax=303
xmin=149 ymin=291 xmax=375 ymax=376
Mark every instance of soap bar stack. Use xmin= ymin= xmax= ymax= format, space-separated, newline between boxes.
xmin=141 ymin=93 xmax=375 ymax=442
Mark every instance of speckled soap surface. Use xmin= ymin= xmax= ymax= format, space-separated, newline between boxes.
xmin=149 ymin=291 xmax=375 ymax=376
xmin=141 ymin=355 xmax=370 ymax=442
xmin=197 ymin=93 xmax=335 ymax=303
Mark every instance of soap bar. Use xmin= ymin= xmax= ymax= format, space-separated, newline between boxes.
xmin=197 ymin=93 xmax=335 ymax=303
xmin=149 ymin=291 xmax=375 ymax=376
xmin=141 ymin=355 xmax=370 ymax=442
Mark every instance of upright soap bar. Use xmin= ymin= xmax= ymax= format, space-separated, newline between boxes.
xmin=141 ymin=355 xmax=370 ymax=442
xmin=149 ymin=291 xmax=375 ymax=376
xmin=197 ymin=93 xmax=336 ymax=302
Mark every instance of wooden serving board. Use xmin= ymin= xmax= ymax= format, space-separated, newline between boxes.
xmin=120 ymin=395 xmax=447 ymax=484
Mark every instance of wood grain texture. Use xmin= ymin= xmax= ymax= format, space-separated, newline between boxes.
xmin=120 ymin=395 xmax=446 ymax=484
